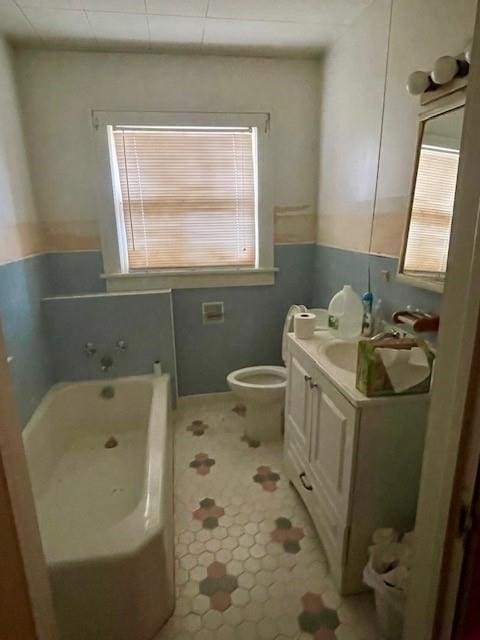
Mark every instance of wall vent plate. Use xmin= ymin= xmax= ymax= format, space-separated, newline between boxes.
xmin=202 ymin=301 xmax=224 ymax=324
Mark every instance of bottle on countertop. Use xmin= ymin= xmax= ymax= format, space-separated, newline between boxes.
xmin=361 ymin=291 xmax=373 ymax=337
xmin=372 ymin=298 xmax=384 ymax=335
xmin=327 ymin=285 xmax=364 ymax=339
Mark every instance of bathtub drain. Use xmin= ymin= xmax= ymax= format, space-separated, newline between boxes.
xmin=105 ymin=436 xmax=118 ymax=449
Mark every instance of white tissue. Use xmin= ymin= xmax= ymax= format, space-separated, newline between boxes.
xmin=366 ymin=529 xmax=415 ymax=594
xmin=377 ymin=346 xmax=430 ymax=393
xmin=369 ymin=543 xmax=411 ymax=574
xmin=382 ymin=565 xmax=410 ymax=591
xmin=372 ymin=528 xmax=399 ymax=546
xmin=294 ymin=312 xmax=316 ymax=340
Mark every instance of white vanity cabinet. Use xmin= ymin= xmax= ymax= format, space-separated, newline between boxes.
xmin=284 ymin=334 xmax=430 ymax=595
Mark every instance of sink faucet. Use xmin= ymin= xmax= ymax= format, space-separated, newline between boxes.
xmin=100 ymin=355 xmax=113 ymax=372
xmin=370 ymin=328 xmax=402 ymax=342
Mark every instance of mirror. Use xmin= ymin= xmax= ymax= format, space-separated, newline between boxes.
xmin=399 ymin=91 xmax=465 ymax=292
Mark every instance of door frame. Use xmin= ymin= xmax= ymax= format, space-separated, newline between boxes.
xmin=0 ymin=323 xmax=58 ymax=639
xmin=403 ymin=3 xmax=480 ymax=638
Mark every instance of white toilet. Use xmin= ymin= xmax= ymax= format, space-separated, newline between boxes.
xmin=226 ymin=305 xmax=306 ymax=442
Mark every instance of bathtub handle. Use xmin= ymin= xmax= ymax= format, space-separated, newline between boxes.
xmin=84 ymin=342 xmax=97 ymax=357
xmin=116 ymin=339 xmax=128 ymax=352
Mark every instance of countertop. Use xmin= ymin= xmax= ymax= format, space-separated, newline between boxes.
xmin=287 ymin=330 xmax=431 ymax=408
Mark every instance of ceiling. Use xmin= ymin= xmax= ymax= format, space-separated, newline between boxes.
xmin=0 ymin=0 xmax=373 ymax=56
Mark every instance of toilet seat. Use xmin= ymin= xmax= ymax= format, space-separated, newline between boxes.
xmin=227 ymin=366 xmax=287 ymax=441
xmin=227 ymin=365 xmax=286 ymax=390
xmin=226 ymin=304 xmax=306 ymax=441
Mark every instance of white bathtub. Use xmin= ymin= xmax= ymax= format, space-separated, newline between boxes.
xmin=23 ymin=374 xmax=174 ymax=640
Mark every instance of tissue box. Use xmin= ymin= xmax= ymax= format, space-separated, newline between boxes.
xmin=356 ymin=337 xmax=434 ymax=397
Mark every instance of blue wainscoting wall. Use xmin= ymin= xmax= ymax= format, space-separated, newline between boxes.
xmin=43 ymin=291 xmax=177 ymax=394
xmin=312 ymin=245 xmax=442 ymax=320
xmin=1 ymin=242 xmax=443 ymax=427
xmin=42 ymin=244 xmax=315 ymax=397
xmin=0 ymin=254 xmax=53 ymax=426
xmin=173 ymin=244 xmax=315 ymax=396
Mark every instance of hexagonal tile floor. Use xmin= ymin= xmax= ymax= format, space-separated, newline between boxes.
xmin=153 ymin=394 xmax=376 ymax=640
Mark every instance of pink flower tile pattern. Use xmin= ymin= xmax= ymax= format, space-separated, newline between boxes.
xmin=298 ymin=592 xmax=340 ymax=635
xmin=193 ymin=498 xmax=225 ymax=529
xmin=199 ymin=561 xmax=238 ymax=611
xmin=232 ymin=403 xmax=246 ymax=417
xmin=253 ymin=465 xmax=280 ymax=492
xmin=241 ymin=434 xmax=261 ymax=448
xmin=271 ymin=517 xmax=305 ymax=553
xmin=162 ymin=397 xmax=375 ymax=639
xmin=189 ymin=453 xmax=216 ymax=475
xmin=187 ymin=419 xmax=209 ymax=436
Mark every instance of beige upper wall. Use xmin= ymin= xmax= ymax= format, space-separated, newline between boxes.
xmin=317 ymin=0 xmax=477 ymax=257
xmin=0 ymin=38 xmax=42 ymax=264
xmin=317 ymin=0 xmax=391 ymax=254
xmin=372 ymin=0 xmax=477 ymax=257
xmin=14 ymin=50 xmax=321 ymax=251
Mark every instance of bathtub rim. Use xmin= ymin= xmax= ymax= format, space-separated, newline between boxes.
xmin=23 ymin=373 xmax=171 ymax=567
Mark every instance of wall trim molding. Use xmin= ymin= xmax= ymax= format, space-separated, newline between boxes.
xmin=0 ymin=248 xmax=102 ymax=268
xmin=315 ymin=242 xmax=399 ymax=260
xmin=0 ymin=244 xmax=313 ymax=269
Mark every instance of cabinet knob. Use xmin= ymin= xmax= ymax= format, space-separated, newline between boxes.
xmin=304 ymin=375 xmax=312 ymax=382
xmin=310 ymin=382 xmax=318 ymax=390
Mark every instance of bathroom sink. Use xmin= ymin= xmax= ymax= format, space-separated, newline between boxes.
xmin=323 ymin=341 xmax=358 ymax=373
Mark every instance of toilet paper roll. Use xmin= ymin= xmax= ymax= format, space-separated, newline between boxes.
xmin=153 ymin=360 xmax=163 ymax=376
xmin=294 ymin=313 xmax=316 ymax=340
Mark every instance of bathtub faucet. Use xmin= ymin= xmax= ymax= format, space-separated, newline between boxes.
xmin=84 ymin=342 xmax=97 ymax=357
xmin=100 ymin=355 xmax=113 ymax=372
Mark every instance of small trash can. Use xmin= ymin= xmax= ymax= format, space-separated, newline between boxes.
xmin=364 ymin=558 xmax=405 ymax=640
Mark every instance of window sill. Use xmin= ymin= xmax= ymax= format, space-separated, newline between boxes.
xmin=396 ymin=272 xmax=445 ymax=294
xmin=103 ymin=267 xmax=278 ymax=291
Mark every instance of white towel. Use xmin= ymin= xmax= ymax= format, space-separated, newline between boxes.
xmin=382 ymin=565 xmax=410 ymax=591
xmin=372 ymin=528 xmax=399 ymax=546
xmin=377 ymin=346 xmax=430 ymax=393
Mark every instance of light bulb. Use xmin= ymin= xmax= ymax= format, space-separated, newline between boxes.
xmin=406 ymin=70 xmax=431 ymax=95
xmin=432 ymin=55 xmax=459 ymax=84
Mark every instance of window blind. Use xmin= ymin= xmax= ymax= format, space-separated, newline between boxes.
xmin=404 ymin=145 xmax=459 ymax=276
xmin=111 ymin=127 xmax=257 ymax=270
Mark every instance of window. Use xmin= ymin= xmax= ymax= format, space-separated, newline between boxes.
xmin=110 ymin=126 xmax=257 ymax=271
xmin=94 ymin=111 xmax=274 ymax=290
xmin=403 ymin=144 xmax=459 ymax=275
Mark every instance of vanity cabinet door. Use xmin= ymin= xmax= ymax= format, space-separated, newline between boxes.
xmin=285 ymin=353 xmax=313 ymax=466
xmin=308 ymin=373 xmax=357 ymax=530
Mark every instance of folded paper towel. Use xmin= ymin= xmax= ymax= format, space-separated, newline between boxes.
xmin=377 ymin=346 xmax=430 ymax=393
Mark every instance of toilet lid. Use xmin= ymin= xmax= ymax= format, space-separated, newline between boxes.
xmin=282 ymin=304 xmax=307 ymax=363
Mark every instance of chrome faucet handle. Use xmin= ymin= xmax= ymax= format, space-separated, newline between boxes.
xmin=84 ymin=342 xmax=97 ymax=357
xmin=100 ymin=355 xmax=113 ymax=372
xmin=370 ymin=328 xmax=402 ymax=342
xmin=115 ymin=339 xmax=127 ymax=352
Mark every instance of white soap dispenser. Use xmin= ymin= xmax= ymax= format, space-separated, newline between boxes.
xmin=328 ymin=285 xmax=364 ymax=339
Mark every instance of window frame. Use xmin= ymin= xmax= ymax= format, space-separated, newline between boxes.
xmin=93 ymin=110 xmax=275 ymax=290
xmin=397 ymin=84 xmax=466 ymax=293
